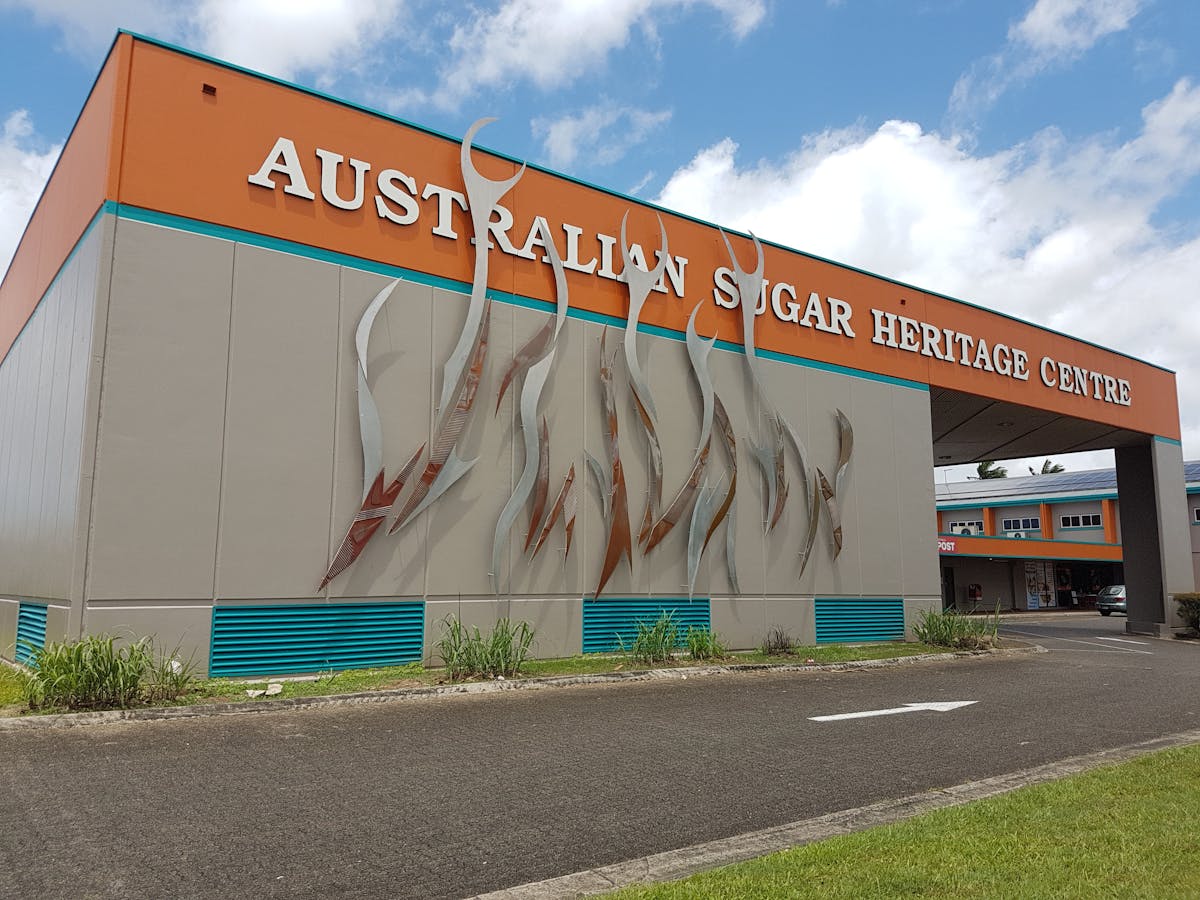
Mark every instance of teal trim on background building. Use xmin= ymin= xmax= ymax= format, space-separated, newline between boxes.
xmin=582 ymin=598 xmax=710 ymax=654
xmin=15 ymin=602 xmax=48 ymax=665
xmin=938 ymin=492 xmax=1118 ymax=511
xmin=814 ymin=598 xmax=905 ymax=644
xmin=209 ymin=602 xmax=425 ymax=677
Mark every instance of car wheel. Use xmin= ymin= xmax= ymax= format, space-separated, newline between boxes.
xmin=1100 ymin=610 xmax=1111 ymax=616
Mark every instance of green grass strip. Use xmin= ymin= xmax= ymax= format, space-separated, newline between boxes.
xmin=608 ymin=743 xmax=1200 ymax=899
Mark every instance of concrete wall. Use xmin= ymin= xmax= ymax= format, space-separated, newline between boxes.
xmin=942 ymin=508 xmax=984 ymax=534
xmin=1189 ymin=493 xmax=1200 ymax=589
xmin=56 ymin=216 xmax=939 ymax=665
xmin=0 ymin=218 xmax=109 ymax=644
xmin=995 ymin=504 xmax=1040 ymax=535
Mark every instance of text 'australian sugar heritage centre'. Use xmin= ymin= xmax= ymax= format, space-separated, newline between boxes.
xmin=0 ymin=33 xmax=1193 ymax=677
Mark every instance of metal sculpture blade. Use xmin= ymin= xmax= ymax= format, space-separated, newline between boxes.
xmin=780 ymin=416 xmax=821 ymax=578
xmin=437 ymin=118 xmax=525 ymax=422
xmin=488 ymin=221 xmax=570 ymax=592
xmin=319 ymin=443 xmax=421 ymax=590
xmin=708 ymin=395 xmax=740 ymax=593
xmin=391 ymin=301 xmax=492 ymax=532
xmin=490 ymin=350 xmax=553 ymax=591
xmin=645 ymin=303 xmax=716 ymax=552
xmin=530 ymin=463 xmax=577 ymax=560
xmin=585 ymin=451 xmax=612 ymax=522
xmin=594 ymin=328 xmax=633 ymax=597
xmin=833 ymin=408 xmax=854 ymax=500
xmin=720 ymin=228 xmax=787 ymax=533
xmin=318 ymin=278 xmax=403 ymax=588
xmin=817 ymin=467 xmax=843 ymax=558
xmin=525 ymin=415 xmax=551 ymax=552
xmin=686 ymin=478 xmax=723 ymax=599
xmin=619 ymin=211 xmax=669 ymax=545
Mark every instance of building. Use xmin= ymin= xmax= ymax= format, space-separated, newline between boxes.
xmin=937 ymin=461 xmax=1200 ymax=611
xmin=0 ymin=33 xmax=1192 ymax=677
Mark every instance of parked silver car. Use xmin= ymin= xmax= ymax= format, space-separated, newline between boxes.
xmin=1097 ymin=585 xmax=1127 ymax=616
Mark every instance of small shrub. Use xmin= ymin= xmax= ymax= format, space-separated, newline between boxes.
xmin=913 ymin=606 xmax=1000 ymax=651
xmin=619 ymin=612 xmax=679 ymax=665
xmin=1175 ymin=593 xmax=1200 ymax=632
xmin=760 ymin=626 xmax=795 ymax=656
xmin=435 ymin=616 xmax=536 ymax=681
xmin=20 ymin=635 xmax=196 ymax=710
xmin=686 ymin=627 xmax=726 ymax=661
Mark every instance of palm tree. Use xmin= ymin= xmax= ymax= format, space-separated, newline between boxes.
xmin=976 ymin=460 xmax=1008 ymax=479
xmin=1029 ymin=459 xmax=1065 ymax=476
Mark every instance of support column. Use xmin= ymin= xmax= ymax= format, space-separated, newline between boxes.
xmin=1114 ymin=439 xmax=1192 ymax=636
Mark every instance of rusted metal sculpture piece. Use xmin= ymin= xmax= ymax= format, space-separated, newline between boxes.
xmin=817 ymin=467 xmax=843 ymax=558
xmin=391 ymin=303 xmax=492 ymax=530
xmin=594 ymin=329 xmax=633 ymax=597
xmin=320 ymin=443 xmax=423 ymax=590
xmin=530 ymin=463 xmax=577 ymax=560
xmin=618 ymin=211 xmax=669 ymax=546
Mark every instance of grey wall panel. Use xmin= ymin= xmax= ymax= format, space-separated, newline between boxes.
xmin=710 ymin=597 xmax=765 ymax=651
xmin=0 ymin=221 xmax=103 ymax=606
xmin=892 ymin=387 xmax=939 ymax=597
xmin=1050 ymin=500 xmax=1105 ymax=542
xmin=850 ymin=378 xmax=904 ymax=597
xmin=763 ymin=597 xmax=815 ymax=646
xmin=942 ymin=508 xmax=985 ymax=532
xmin=215 ymin=245 xmax=340 ymax=599
xmin=86 ymin=221 xmax=234 ymax=601
xmin=903 ymin=596 xmax=939 ymax=639
xmin=507 ymin=598 xmax=582 ymax=658
xmin=423 ymin=598 xmax=500 ymax=664
xmin=85 ymin=603 xmax=213 ymax=676
xmin=325 ymin=273 xmax=434 ymax=600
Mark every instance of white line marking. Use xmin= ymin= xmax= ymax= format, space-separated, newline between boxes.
xmin=809 ymin=701 xmax=977 ymax=722
xmin=1003 ymin=628 xmax=1152 ymax=654
xmin=1095 ymin=637 xmax=1150 ymax=646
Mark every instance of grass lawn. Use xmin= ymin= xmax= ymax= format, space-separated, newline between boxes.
xmin=0 ymin=663 xmax=23 ymax=712
xmin=1 ymin=641 xmax=951 ymax=715
xmin=607 ymin=743 xmax=1200 ymax=899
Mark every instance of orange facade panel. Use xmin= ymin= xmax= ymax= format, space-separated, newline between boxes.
xmin=1 ymin=35 xmax=1183 ymax=442
xmin=938 ymin=533 xmax=1121 ymax=562
xmin=0 ymin=35 xmax=131 ymax=365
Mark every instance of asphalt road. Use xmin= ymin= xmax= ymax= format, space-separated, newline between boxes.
xmin=2 ymin=614 xmax=1198 ymax=899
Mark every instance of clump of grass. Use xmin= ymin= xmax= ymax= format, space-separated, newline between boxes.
xmin=619 ymin=612 xmax=679 ymax=665
xmin=912 ymin=606 xmax=1000 ymax=650
xmin=686 ymin=626 xmax=726 ymax=660
xmin=760 ymin=626 xmax=795 ymax=656
xmin=19 ymin=635 xmax=198 ymax=710
xmin=435 ymin=616 xmax=536 ymax=681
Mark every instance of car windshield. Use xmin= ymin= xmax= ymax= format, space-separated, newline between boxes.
xmin=1099 ymin=585 xmax=1125 ymax=597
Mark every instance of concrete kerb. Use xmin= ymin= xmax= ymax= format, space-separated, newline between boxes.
xmin=0 ymin=644 xmax=1044 ymax=731
xmin=474 ymin=727 xmax=1200 ymax=900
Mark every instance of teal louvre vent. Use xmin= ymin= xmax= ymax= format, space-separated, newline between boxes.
xmin=16 ymin=602 xmax=48 ymax=665
xmin=814 ymin=597 xmax=905 ymax=644
xmin=210 ymin=602 xmax=424 ymax=677
xmin=582 ymin=598 xmax=710 ymax=653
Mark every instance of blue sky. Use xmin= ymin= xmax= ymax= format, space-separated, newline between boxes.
xmin=2 ymin=0 xmax=1198 ymax=478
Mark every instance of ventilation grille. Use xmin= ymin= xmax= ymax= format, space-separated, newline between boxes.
xmin=210 ymin=602 xmax=425 ymax=677
xmin=582 ymin=598 xmax=710 ymax=654
xmin=814 ymin=598 xmax=905 ymax=644
xmin=16 ymin=602 xmax=48 ymax=665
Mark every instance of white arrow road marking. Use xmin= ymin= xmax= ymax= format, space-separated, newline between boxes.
xmin=1095 ymin=636 xmax=1150 ymax=646
xmin=809 ymin=701 xmax=977 ymax=722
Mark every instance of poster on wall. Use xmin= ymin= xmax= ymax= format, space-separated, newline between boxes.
xmin=1024 ymin=560 xmax=1041 ymax=610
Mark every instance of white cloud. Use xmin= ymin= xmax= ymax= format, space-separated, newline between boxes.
xmin=0 ymin=0 xmax=407 ymax=81
xmin=532 ymin=103 xmax=671 ymax=169
xmin=1011 ymin=0 xmax=1141 ymax=55
xmin=656 ymin=79 xmax=1200 ymax=460
xmin=950 ymin=0 xmax=1145 ymax=128
xmin=424 ymin=0 xmax=765 ymax=109
xmin=0 ymin=111 xmax=61 ymax=278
